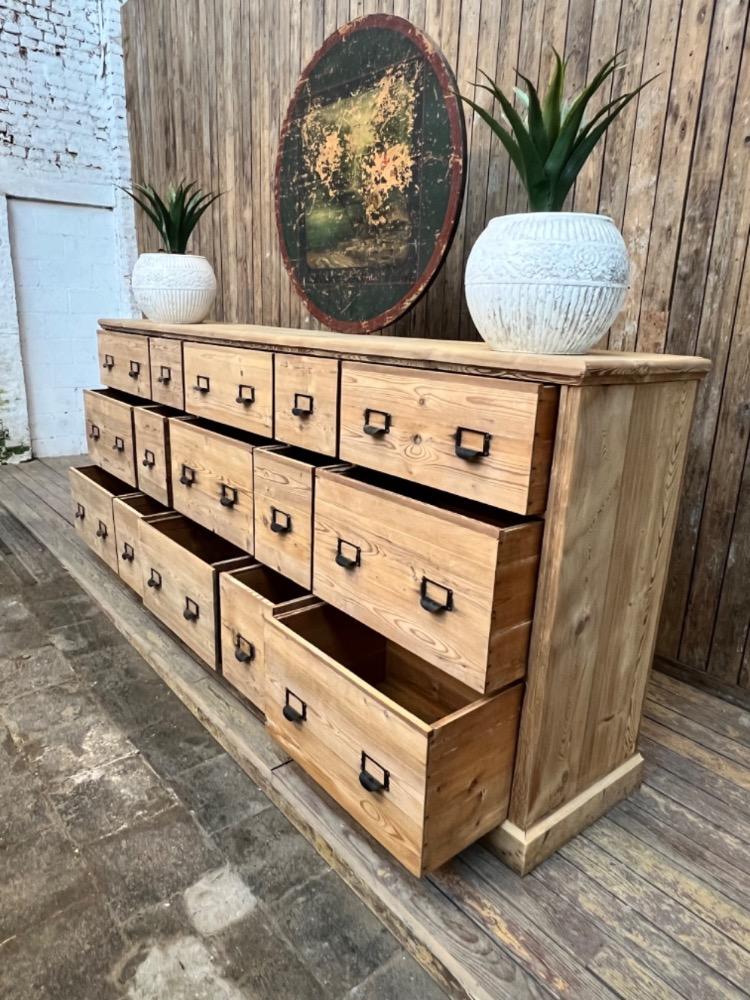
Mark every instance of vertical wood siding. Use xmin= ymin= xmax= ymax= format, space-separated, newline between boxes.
xmin=121 ymin=0 xmax=750 ymax=694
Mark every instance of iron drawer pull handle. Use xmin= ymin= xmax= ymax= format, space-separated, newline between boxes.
xmin=283 ymin=704 xmax=304 ymax=723
xmin=113 ymin=436 xmax=125 ymax=452
xmin=74 ymin=503 xmax=85 ymax=520
xmin=179 ymin=464 xmax=196 ymax=487
xmin=157 ymin=366 xmax=171 ymax=384
xmin=121 ymin=542 xmax=135 ymax=562
xmin=270 ymin=507 xmax=292 ymax=533
xmin=220 ymin=484 xmax=238 ymax=508
xmin=142 ymin=449 xmax=155 ymax=468
xmin=292 ymin=392 xmax=314 ymax=417
xmin=236 ymin=384 xmax=255 ymax=405
xmin=128 ymin=360 xmax=141 ymax=378
xmin=283 ymin=688 xmax=307 ymax=723
xmin=359 ymin=752 xmax=389 ymax=793
xmin=89 ymin=423 xmax=100 ymax=441
xmin=194 ymin=375 xmax=210 ymax=393
xmin=183 ymin=597 xmax=199 ymax=622
xmin=234 ymin=635 xmax=255 ymax=663
xmin=95 ymin=521 xmax=108 ymax=540
xmin=420 ymin=577 xmax=454 ymax=614
xmin=147 ymin=569 xmax=162 ymax=589
xmin=363 ymin=408 xmax=391 ymax=436
xmin=335 ymin=538 xmax=360 ymax=569
xmin=102 ymin=354 xmax=115 ymax=370
xmin=455 ymin=427 xmax=492 ymax=461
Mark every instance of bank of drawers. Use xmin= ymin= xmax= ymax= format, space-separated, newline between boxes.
xmin=69 ymin=465 xmax=136 ymax=572
xmin=97 ymin=330 xmax=184 ymax=408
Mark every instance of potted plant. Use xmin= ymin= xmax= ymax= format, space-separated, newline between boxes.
xmin=123 ymin=181 xmax=222 ymax=324
xmin=461 ymin=52 xmax=653 ymax=354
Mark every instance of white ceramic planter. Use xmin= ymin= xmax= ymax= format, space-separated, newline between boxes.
xmin=464 ymin=212 xmax=629 ymax=355
xmin=131 ymin=253 xmax=217 ymax=324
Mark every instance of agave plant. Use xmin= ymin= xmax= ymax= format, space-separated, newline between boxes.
xmin=121 ymin=180 xmax=222 ymax=254
xmin=461 ymin=51 xmax=654 ymax=211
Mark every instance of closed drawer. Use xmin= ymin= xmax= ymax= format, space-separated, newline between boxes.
xmin=134 ymin=406 xmax=185 ymax=506
xmin=313 ymin=467 xmax=542 ymax=693
xmin=138 ymin=514 xmax=252 ymax=667
xmin=183 ymin=342 xmax=273 ymax=435
xmin=84 ymin=388 xmax=145 ymax=487
xmin=149 ymin=336 xmax=185 ymax=409
xmin=68 ymin=465 xmax=135 ymax=572
xmin=254 ymin=447 xmax=342 ymax=588
xmin=266 ymin=602 xmax=523 ymax=876
xmin=97 ymin=330 xmax=151 ymax=398
xmin=339 ymin=362 xmax=558 ymax=515
xmin=273 ymin=354 xmax=338 ymax=455
xmin=219 ymin=565 xmax=313 ymax=711
xmin=112 ymin=493 xmax=170 ymax=597
xmin=169 ymin=418 xmax=269 ymax=552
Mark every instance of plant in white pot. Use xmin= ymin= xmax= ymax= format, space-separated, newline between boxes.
xmin=461 ymin=52 xmax=653 ymax=354
xmin=123 ymin=181 xmax=221 ymax=324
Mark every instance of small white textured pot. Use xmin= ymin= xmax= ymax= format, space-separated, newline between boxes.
xmin=131 ymin=253 xmax=217 ymax=324
xmin=464 ymin=212 xmax=629 ymax=354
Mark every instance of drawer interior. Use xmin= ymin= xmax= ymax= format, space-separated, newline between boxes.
xmin=266 ymin=445 xmax=340 ymax=469
xmin=280 ymin=603 xmax=480 ymax=725
xmin=116 ymin=493 xmax=168 ymax=517
xmin=230 ymin=564 xmax=309 ymax=604
xmin=73 ymin=465 xmax=133 ymax=495
xmin=181 ymin=416 xmax=273 ymax=448
xmin=88 ymin=386 xmax=145 ymax=408
xmin=146 ymin=514 xmax=248 ymax=564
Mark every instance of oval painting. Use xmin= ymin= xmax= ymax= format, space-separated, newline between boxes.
xmin=275 ymin=15 xmax=466 ymax=334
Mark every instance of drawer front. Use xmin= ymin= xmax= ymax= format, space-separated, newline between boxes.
xmin=112 ymin=498 xmax=146 ymax=596
xmin=265 ymin=621 xmax=428 ymax=874
xmin=253 ymin=449 xmax=314 ymax=588
xmin=69 ymin=467 xmax=126 ymax=572
xmin=133 ymin=408 xmax=171 ymax=506
xmin=273 ymin=354 xmax=338 ymax=455
xmin=183 ymin=343 xmax=273 ymax=435
xmin=315 ymin=473 xmax=508 ymax=692
xmin=219 ymin=571 xmax=268 ymax=709
xmin=339 ymin=363 xmax=557 ymax=515
xmin=169 ymin=419 xmax=254 ymax=552
xmin=149 ymin=337 xmax=184 ymax=409
xmin=138 ymin=520 xmax=219 ymax=666
xmin=98 ymin=330 xmax=151 ymax=398
xmin=83 ymin=390 xmax=137 ymax=487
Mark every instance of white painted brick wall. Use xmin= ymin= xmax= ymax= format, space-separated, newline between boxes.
xmin=0 ymin=0 xmax=137 ymax=461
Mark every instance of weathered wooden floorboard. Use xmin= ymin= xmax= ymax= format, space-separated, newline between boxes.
xmin=644 ymin=696 xmax=750 ymax=767
xmin=647 ymin=672 xmax=750 ymax=747
xmin=643 ymin=764 xmax=750 ymax=846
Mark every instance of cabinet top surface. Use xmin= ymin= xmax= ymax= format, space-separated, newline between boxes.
xmin=99 ymin=318 xmax=710 ymax=386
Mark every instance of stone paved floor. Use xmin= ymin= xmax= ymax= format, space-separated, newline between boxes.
xmin=0 ymin=511 xmax=447 ymax=1000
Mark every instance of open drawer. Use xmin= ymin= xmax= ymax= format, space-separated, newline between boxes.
xmin=112 ymin=493 xmax=171 ymax=597
xmin=84 ymin=388 xmax=164 ymax=489
xmin=133 ymin=406 xmax=187 ymax=507
xmin=219 ymin=565 xmax=313 ymax=712
xmin=266 ymin=602 xmax=523 ymax=876
xmin=68 ymin=465 xmax=136 ymax=572
xmin=138 ymin=514 xmax=253 ymax=668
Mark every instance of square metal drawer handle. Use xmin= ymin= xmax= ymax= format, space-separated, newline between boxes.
xmin=113 ymin=436 xmax=125 ymax=452
xmin=335 ymin=538 xmax=360 ymax=569
xmin=121 ymin=541 xmax=135 ymax=562
xmin=95 ymin=520 xmax=108 ymax=540
xmin=88 ymin=422 xmax=100 ymax=441
xmin=455 ymin=426 xmax=492 ymax=461
xmin=236 ymin=383 xmax=255 ymax=405
xmin=183 ymin=597 xmax=200 ymax=622
xmin=234 ymin=634 xmax=255 ymax=663
xmin=142 ymin=448 xmax=156 ymax=469
xmin=270 ymin=507 xmax=292 ymax=534
xmin=292 ymin=392 xmax=314 ymax=417
xmin=219 ymin=483 xmax=238 ymax=508
xmin=128 ymin=359 xmax=141 ymax=379
xmin=179 ymin=464 xmax=196 ymax=487
xmin=102 ymin=353 xmax=115 ymax=370
xmin=74 ymin=503 xmax=85 ymax=520
xmin=157 ymin=365 xmax=171 ymax=384
xmin=282 ymin=688 xmax=307 ymax=724
xmin=363 ymin=408 xmax=391 ymax=436
xmin=193 ymin=374 xmax=210 ymax=394
xmin=147 ymin=568 xmax=162 ymax=589
xmin=420 ymin=576 xmax=453 ymax=614
xmin=359 ymin=751 xmax=390 ymax=793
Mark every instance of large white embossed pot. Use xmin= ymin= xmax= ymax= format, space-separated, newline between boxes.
xmin=131 ymin=253 xmax=217 ymax=324
xmin=464 ymin=213 xmax=629 ymax=355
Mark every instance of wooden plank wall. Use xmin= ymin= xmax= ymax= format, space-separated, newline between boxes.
xmin=121 ymin=0 xmax=750 ymax=696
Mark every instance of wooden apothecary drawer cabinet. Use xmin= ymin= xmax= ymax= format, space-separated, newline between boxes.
xmin=84 ymin=319 xmax=708 ymax=878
